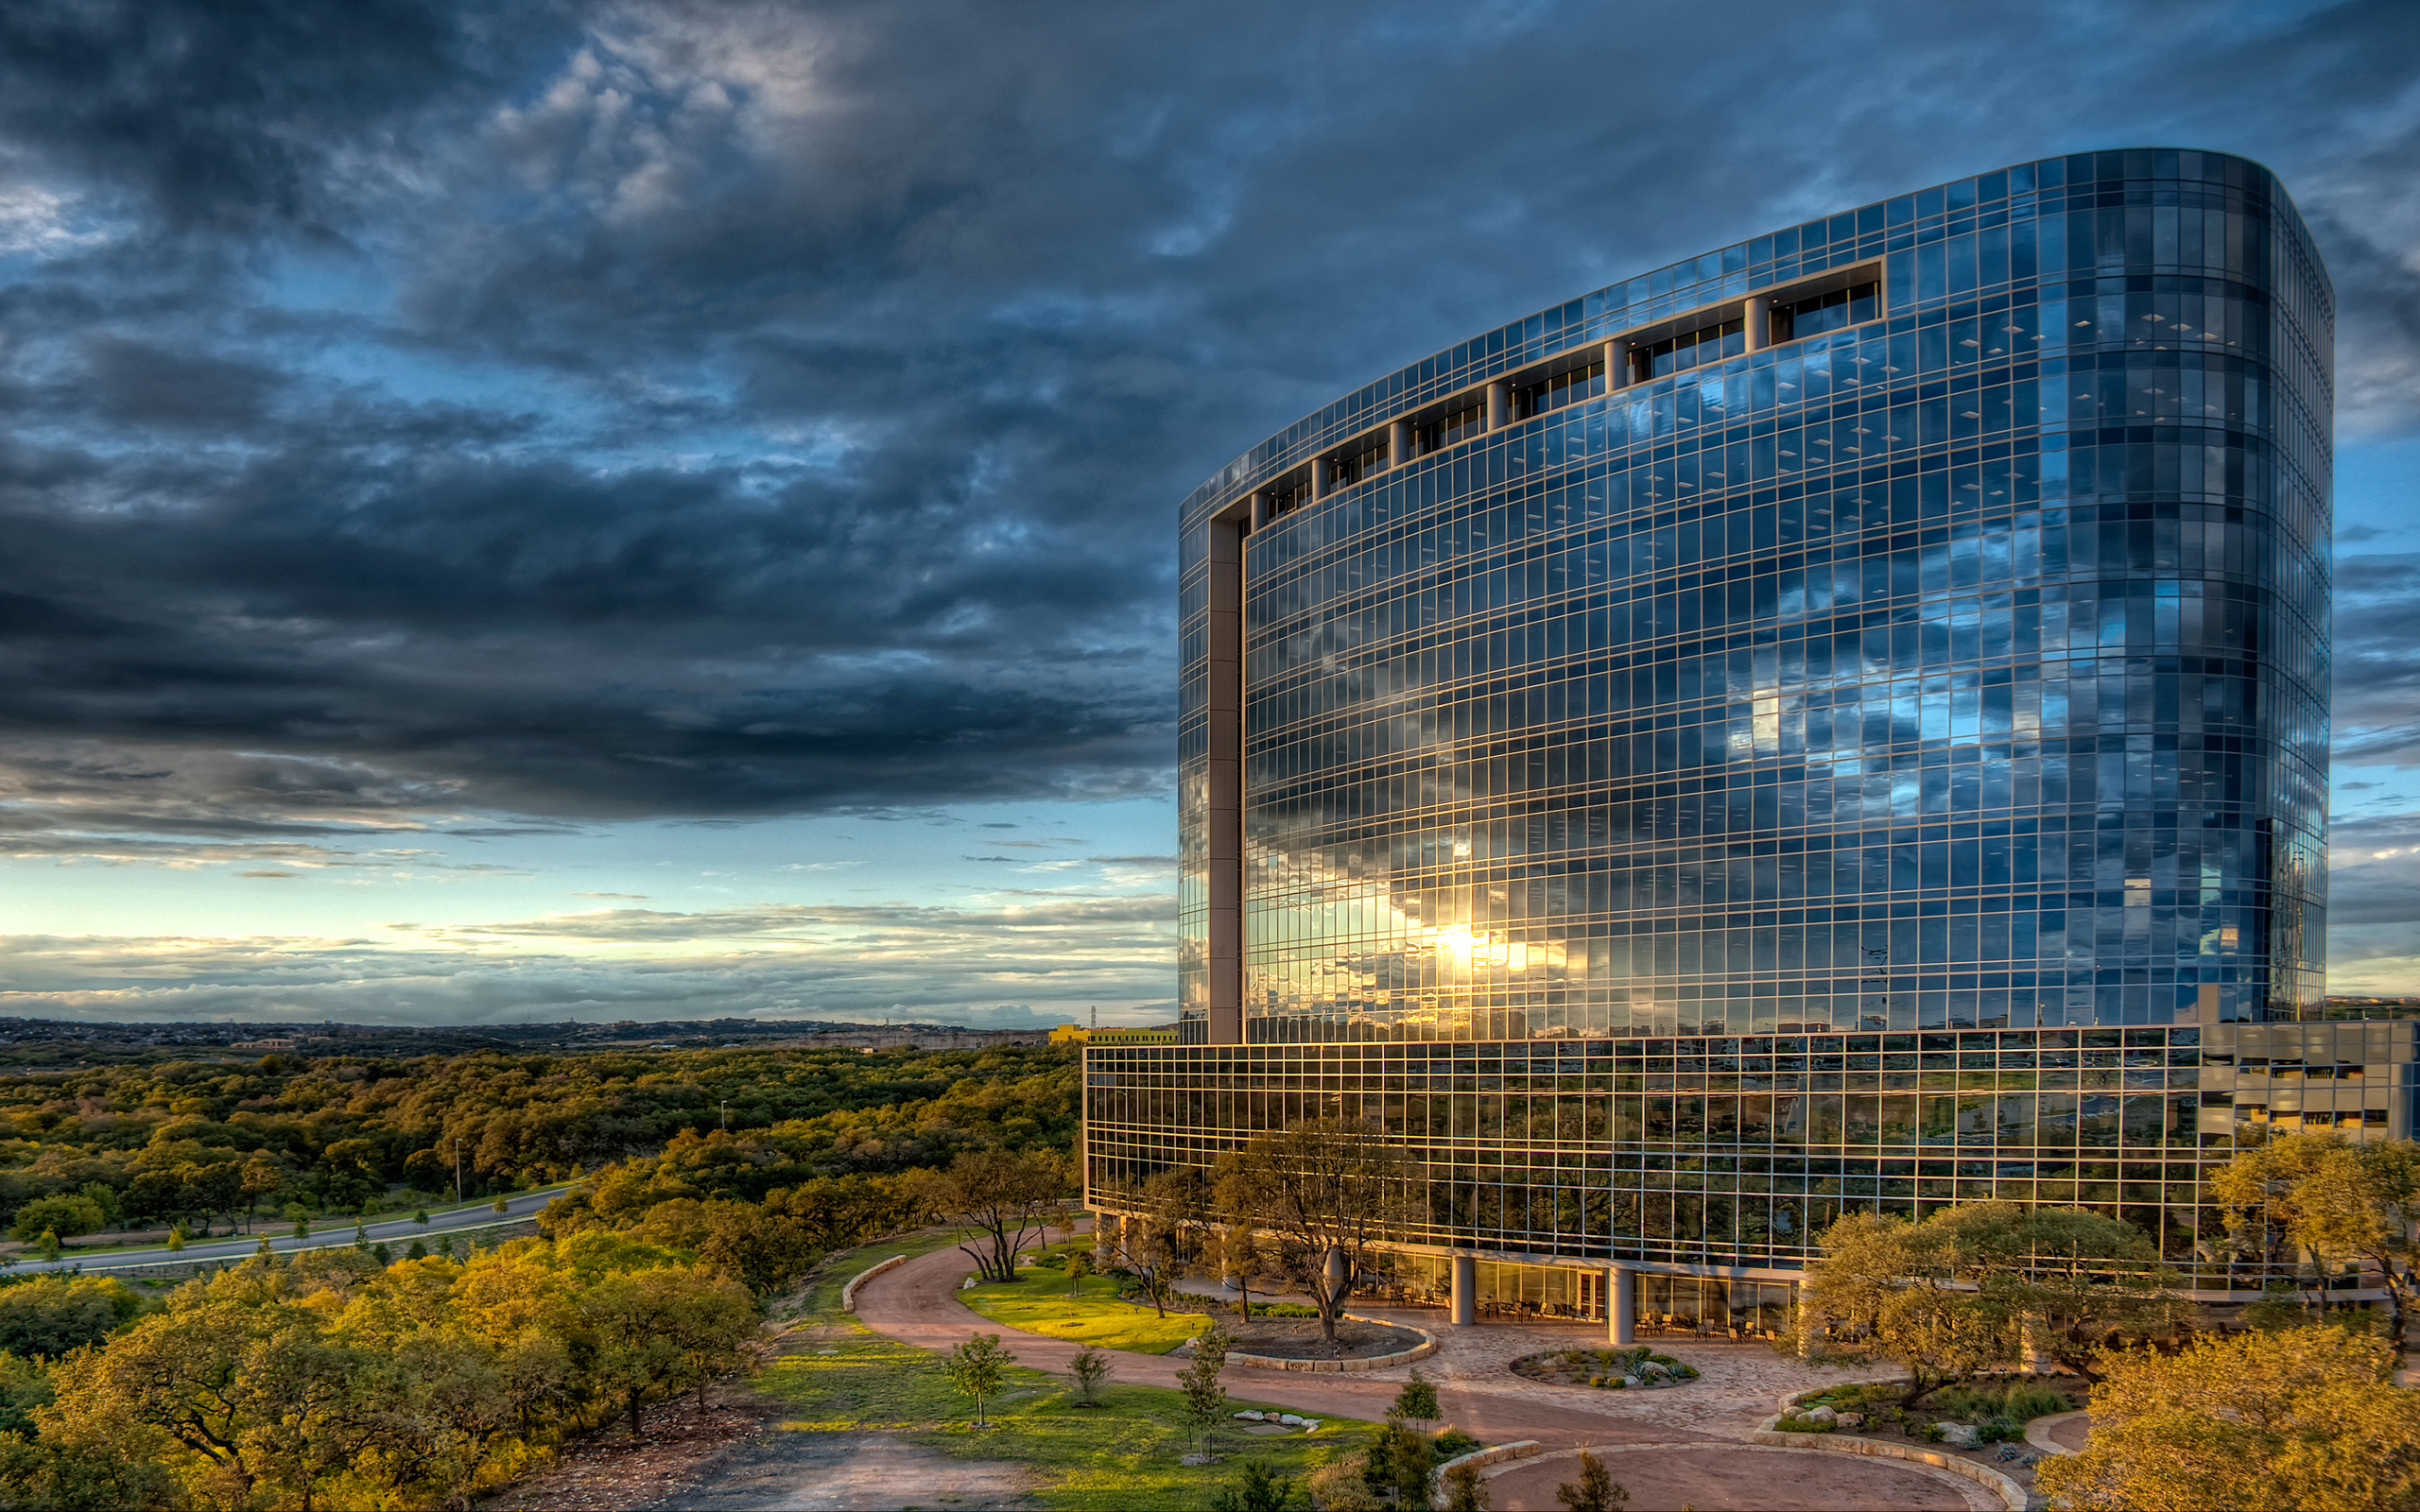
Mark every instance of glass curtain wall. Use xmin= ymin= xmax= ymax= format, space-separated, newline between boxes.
xmin=1175 ymin=148 xmax=2330 ymax=1047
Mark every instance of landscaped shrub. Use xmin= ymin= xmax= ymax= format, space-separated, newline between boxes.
xmin=1433 ymin=1427 xmax=1479 ymax=1459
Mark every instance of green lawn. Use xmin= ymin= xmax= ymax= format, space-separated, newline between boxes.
xmin=759 ymin=1231 xmax=1372 ymax=1512
xmin=959 ymin=1265 xmax=1209 ymax=1355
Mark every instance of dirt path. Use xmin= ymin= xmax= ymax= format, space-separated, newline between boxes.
xmin=634 ymin=1434 xmax=1038 ymax=1512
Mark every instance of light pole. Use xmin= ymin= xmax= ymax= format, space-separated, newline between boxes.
xmin=719 ymin=1100 xmax=728 ymax=1132
xmin=454 ymin=1137 xmax=462 ymax=1208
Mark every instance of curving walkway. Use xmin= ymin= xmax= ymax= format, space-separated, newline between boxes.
xmin=846 ymin=1244 xmax=2005 ymax=1509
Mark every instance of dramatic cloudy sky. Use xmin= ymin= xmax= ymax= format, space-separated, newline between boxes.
xmin=0 ymin=0 xmax=2415 ymax=1027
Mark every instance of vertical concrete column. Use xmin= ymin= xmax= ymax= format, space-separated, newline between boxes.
xmin=1485 ymin=381 xmax=1509 ymax=431
xmin=1306 ymin=458 xmax=1327 ymax=503
xmin=1389 ymin=420 xmax=1411 ymax=468
xmin=1743 ymin=297 xmax=1770 ymax=352
xmin=1450 ymin=1253 xmax=1478 ymax=1327
xmin=1248 ymin=490 xmax=1270 ymax=531
xmin=1203 ymin=511 xmax=1245 ymax=1046
xmin=1605 ymin=338 xmax=1632 ymax=390
xmin=1610 ymin=1264 xmax=1635 ymax=1346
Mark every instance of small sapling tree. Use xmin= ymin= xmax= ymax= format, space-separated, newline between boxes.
xmin=944 ymin=1332 xmax=1016 ymax=1429
xmin=1067 ymin=1345 xmax=1111 ymax=1406
xmin=1210 ymin=1459 xmax=1299 ymax=1512
xmin=1442 ymin=1460 xmax=1491 ymax=1512
xmin=1555 ymin=1451 xmax=1627 ymax=1512
xmin=1390 ymin=1366 xmax=1440 ymax=1432
xmin=1176 ymin=1325 xmax=1234 ymax=1455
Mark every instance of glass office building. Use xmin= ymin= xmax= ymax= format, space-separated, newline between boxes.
xmin=1090 ymin=150 xmax=2377 ymax=1313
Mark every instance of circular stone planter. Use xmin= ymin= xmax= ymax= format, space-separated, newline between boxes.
xmin=1214 ymin=1314 xmax=1439 ymax=1373
xmin=1509 ymin=1345 xmax=1699 ymax=1390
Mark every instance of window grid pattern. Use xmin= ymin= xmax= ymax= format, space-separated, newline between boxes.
xmin=1088 ymin=1023 xmax=2411 ymax=1282
xmin=1176 ymin=150 xmax=2329 ymax=1043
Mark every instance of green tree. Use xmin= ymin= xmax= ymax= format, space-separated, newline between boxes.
xmin=2036 ymin=1324 xmax=2420 ymax=1511
xmin=0 ymin=1277 xmax=143 ymax=1357
xmin=1134 ymin=1256 xmax=1179 ymax=1319
xmin=9 ymin=1195 xmax=104 ymax=1244
xmin=1067 ymin=1345 xmax=1111 ymax=1406
xmin=41 ymin=1277 xmax=381 ymax=1512
xmin=1934 ymin=1201 xmax=2187 ymax=1380
xmin=166 ymin=1221 xmax=187 ymax=1253
xmin=2215 ymin=1131 xmax=2420 ymax=1355
xmin=1063 ymin=1246 xmax=1092 ymax=1298
xmin=695 ymin=1200 xmax=819 ymax=1295
xmin=943 ymin=1332 xmax=1016 ymax=1429
xmin=1441 ymin=1459 xmax=1491 ymax=1512
xmin=1211 ymin=1458 xmax=1301 ymax=1512
xmin=1137 ymin=1166 xmax=1214 ymax=1271
xmin=1799 ymin=1208 xmax=2018 ymax=1406
xmin=1175 ymin=1325 xmax=1233 ymax=1452
xmin=1390 ymin=1366 xmax=1440 ymax=1430
xmin=1554 ymin=1451 xmax=1626 ymax=1512
xmin=75 ymin=1183 xmax=122 ymax=1231
xmin=1213 ymin=1120 xmax=1410 ymax=1344
xmin=584 ymin=1265 xmax=759 ymax=1436
xmin=909 ymin=1150 xmax=1071 ymax=1283
xmin=1363 ymin=1418 xmax=1435 ymax=1506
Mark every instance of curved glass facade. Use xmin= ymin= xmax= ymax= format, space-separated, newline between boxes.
xmin=1184 ymin=146 xmax=2329 ymax=1042
xmin=1098 ymin=150 xmax=2358 ymax=1291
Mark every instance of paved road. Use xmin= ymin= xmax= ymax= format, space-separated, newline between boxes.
xmin=14 ymin=1183 xmax=578 ymax=1275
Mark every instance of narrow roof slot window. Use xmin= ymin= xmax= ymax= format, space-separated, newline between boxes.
xmin=1634 ymin=318 xmax=1743 ymax=381
xmin=1773 ymin=281 xmax=1879 ymax=344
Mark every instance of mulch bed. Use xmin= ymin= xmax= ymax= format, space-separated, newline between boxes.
xmin=1221 ymin=1316 xmax=1426 ymax=1360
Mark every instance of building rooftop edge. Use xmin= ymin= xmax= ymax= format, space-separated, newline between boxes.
xmin=1176 ymin=146 xmax=2309 ymax=525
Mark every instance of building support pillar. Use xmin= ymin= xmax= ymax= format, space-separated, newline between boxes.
xmin=1485 ymin=380 xmax=1509 ymax=431
xmin=1609 ymin=1264 xmax=1635 ymax=1346
xmin=1389 ymin=420 xmax=1411 ymax=469
xmin=1450 ymin=1253 xmax=1477 ymax=1327
xmin=1743 ymin=297 xmax=1770 ymax=352
xmin=1203 ymin=509 xmax=1245 ymax=1045
xmin=1605 ymin=338 xmax=1631 ymax=390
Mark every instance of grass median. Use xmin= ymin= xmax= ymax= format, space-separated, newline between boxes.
xmin=761 ymin=1232 xmax=1372 ymax=1512
xmin=959 ymin=1263 xmax=1209 ymax=1355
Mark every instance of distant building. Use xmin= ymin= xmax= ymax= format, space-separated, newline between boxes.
xmin=1088 ymin=1025 xmax=1179 ymax=1045
xmin=233 ymin=1039 xmax=298 ymax=1052
xmin=1092 ymin=148 xmax=2359 ymax=1334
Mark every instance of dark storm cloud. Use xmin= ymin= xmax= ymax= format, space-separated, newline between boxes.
xmin=0 ymin=0 xmax=2414 ymax=854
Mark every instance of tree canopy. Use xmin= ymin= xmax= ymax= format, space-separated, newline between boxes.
xmin=2037 ymin=1324 xmax=2420 ymax=1512
xmin=1213 ymin=1119 xmax=1411 ymax=1344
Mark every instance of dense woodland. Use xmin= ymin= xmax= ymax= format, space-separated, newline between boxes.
xmin=0 ymin=1043 xmax=1076 ymax=1238
xmin=0 ymin=1040 xmax=1079 ymax=1509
